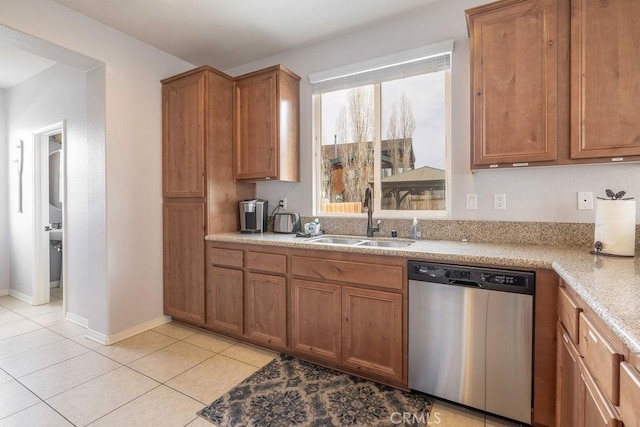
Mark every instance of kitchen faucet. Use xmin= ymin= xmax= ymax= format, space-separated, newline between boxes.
xmin=363 ymin=186 xmax=381 ymax=237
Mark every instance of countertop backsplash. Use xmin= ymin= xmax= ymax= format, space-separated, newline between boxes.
xmin=301 ymin=217 xmax=640 ymax=250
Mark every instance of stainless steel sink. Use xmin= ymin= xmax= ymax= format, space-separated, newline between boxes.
xmin=356 ymin=240 xmax=414 ymax=248
xmin=307 ymin=236 xmax=364 ymax=245
xmin=307 ymin=235 xmax=414 ymax=248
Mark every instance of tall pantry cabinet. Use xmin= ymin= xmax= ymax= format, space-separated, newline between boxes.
xmin=162 ymin=66 xmax=255 ymax=325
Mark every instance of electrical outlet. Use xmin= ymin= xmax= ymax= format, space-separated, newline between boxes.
xmin=493 ymin=193 xmax=506 ymax=210
xmin=578 ymin=192 xmax=594 ymax=210
xmin=466 ymin=194 xmax=478 ymax=210
xmin=278 ymin=198 xmax=287 ymax=209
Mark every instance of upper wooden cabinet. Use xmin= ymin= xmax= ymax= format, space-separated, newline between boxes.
xmin=467 ymin=0 xmax=561 ymax=167
xmin=570 ymin=0 xmax=640 ymax=159
xmin=234 ymin=65 xmax=300 ymax=182
xmin=163 ymin=72 xmax=206 ymax=197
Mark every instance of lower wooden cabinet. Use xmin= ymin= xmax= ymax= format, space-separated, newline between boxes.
xmin=342 ymin=286 xmax=403 ymax=383
xmin=245 ymin=272 xmax=287 ymax=350
xmin=556 ymin=322 xmax=580 ymax=427
xmin=577 ymin=358 xmax=622 ymax=427
xmin=206 ymin=266 xmax=243 ymax=336
xmin=163 ymin=201 xmax=206 ymax=325
xmin=291 ymin=279 xmax=341 ymax=363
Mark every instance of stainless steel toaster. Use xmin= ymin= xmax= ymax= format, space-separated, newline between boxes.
xmin=273 ymin=212 xmax=301 ymax=233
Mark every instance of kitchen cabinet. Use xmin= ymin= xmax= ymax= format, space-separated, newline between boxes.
xmin=570 ymin=0 xmax=640 ymax=160
xmin=556 ymin=322 xmax=579 ymax=427
xmin=162 ymin=66 xmax=255 ymax=325
xmin=466 ymin=0 xmax=562 ymax=167
xmin=556 ymin=283 xmax=629 ymax=427
xmin=234 ymin=65 xmax=300 ymax=182
xmin=619 ymin=362 xmax=640 ymax=427
xmin=342 ymin=286 xmax=403 ymax=383
xmin=244 ymin=272 xmax=287 ymax=350
xmin=291 ymin=279 xmax=342 ymax=364
xmin=206 ymin=266 xmax=243 ymax=336
xmin=163 ymin=201 xmax=206 ymax=325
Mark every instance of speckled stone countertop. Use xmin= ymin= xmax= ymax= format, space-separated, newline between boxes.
xmin=205 ymin=232 xmax=640 ymax=357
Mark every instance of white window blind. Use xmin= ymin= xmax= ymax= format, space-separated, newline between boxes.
xmin=309 ymin=39 xmax=454 ymax=94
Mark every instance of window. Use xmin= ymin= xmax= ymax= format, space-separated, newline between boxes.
xmin=311 ymin=41 xmax=452 ymax=216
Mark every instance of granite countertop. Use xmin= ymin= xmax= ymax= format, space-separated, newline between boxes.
xmin=206 ymin=232 xmax=640 ymax=357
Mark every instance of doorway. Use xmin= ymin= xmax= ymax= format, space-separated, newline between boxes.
xmin=33 ymin=122 xmax=66 ymax=308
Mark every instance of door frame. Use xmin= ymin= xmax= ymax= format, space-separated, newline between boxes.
xmin=32 ymin=121 xmax=66 ymax=307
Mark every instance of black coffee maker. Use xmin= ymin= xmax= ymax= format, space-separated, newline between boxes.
xmin=239 ymin=199 xmax=268 ymax=233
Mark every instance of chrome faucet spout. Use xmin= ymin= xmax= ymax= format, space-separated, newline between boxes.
xmin=364 ymin=187 xmax=380 ymax=237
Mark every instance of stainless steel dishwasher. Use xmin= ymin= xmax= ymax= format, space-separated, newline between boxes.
xmin=408 ymin=261 xmax=534 ymax=424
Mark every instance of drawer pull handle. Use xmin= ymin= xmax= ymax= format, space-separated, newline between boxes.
xmin=562 ymin=334 xmax=569 ymax=344
xmin=588 ymin=330 xmax=598 ymax=344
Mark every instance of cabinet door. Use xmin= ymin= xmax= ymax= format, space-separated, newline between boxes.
xmin=234 ymin=70 xmax=278 ymax=180
xmin=245 ymin=272 xmax=287 ymax=349
xmin=291 ymin=279 xmax=341 ymax=364
xmin=577 ymin=358 xmax=622 ymax=427
xmin=468 ymin=0 xmax=559 ymax=166
xmin=557 ymin=322 xmax=580 ymax=427
xmin=163 ymin=201 xmax=205 ymax=325
xmin=342 ymin=286 xmax=403 ymax=382
xmin=206 ymin=266 xmax=243 ymax=337
xmin=571 ymin=0 xmax=640 ymax=159
xmin=162 ymin=72 xmax=206 ymax=197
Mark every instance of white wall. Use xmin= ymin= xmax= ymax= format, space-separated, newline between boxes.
xmin=226 ymin=0 xmax=640 ymax=224
xmin=0 ymin=89 xmax=8 ymax=293
xmin=1 ymin=0 xmax=193 ymax=337
xmin=6 ymin=63 xmax=87 ymax=308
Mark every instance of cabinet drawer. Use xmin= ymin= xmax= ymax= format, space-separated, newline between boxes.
xmin=246 ymin=251 xmax=287 ymax=274
xmin=292 ymin=256 xmax=403 ymax=291
xmin=619 ymin=362 xmax=640 ymax=427
xmin=579 ymin=313 xmax=623 ymax=405
xmin=208 ymin=247 xmax=243 ymax=268
xmin=558 ymin=286 xmax=582 ymax=343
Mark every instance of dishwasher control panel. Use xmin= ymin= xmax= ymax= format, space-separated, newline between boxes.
xmin=408 ymin=261 xmax=535 ymax=295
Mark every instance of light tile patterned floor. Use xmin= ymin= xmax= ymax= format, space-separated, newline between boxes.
xmin=0 ymin=294 xmax=520 ymax=426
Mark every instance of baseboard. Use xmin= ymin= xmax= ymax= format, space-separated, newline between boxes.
xmin=9 ymin=289 xmax=33 ymax=304
xmin=85 ymin=315 xmax=172 ymax=346
xmin=65 ymin=312 xmax=88 ymax=328
xmin=49 ymin=281 xmax=60 ymax=288
xmin=0 ymin=289 xmax=9 ymax=296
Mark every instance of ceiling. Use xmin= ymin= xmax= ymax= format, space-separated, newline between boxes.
xmin=52 ymin=0 xmax=439 ymax=70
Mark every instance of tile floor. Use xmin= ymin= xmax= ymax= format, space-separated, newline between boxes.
xmin=0 ymin=294 xmax=520 ymax=426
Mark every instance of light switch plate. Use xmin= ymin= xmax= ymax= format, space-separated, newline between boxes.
xmin=578 ymin=192 xmax=593 ymax=210
xmin=466 ymin=194 xmax=478 ymax=210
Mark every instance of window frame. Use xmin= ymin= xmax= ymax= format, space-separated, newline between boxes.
xmin=312 ymin=68 xmax=452 ymax=219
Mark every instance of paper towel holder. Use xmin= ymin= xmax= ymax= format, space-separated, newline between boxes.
xmin=590 ymin=240 xmax=634 ymax=257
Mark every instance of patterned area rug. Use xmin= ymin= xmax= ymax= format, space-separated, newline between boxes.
xmin=198 ymin=354 xmax=432 ymax=426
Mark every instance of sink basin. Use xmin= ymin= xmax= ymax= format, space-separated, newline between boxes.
xmin=307 ymin=235 xmax=414 ymax=248
xmin=356 ymin=240 xmax=414 ymax=248
xmin=307 ymin=236 xmax=364 ymax=245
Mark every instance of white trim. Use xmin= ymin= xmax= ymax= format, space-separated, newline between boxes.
xmin=309 ymin=39 xmax=455 ymax=85
xmin=9 ymin=289 xmax=33 ymax=304
xmin=87 ymin=315 xmax=172 ymax=346
xmin=65 ymin=311 xmax=88 ymax=328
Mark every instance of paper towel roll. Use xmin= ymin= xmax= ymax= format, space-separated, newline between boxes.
xmin=594 ymin=199 xmax=636 ymax=256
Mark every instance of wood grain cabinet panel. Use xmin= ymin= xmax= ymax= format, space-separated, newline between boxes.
xmin=234 ymin=65 xmax=300 ymax=182
xmin=556 ymin=322 xmax=580 ymax=427
xmin=206 ymin=266 xmax=243 ymax=336
xmin=208 ymin=247 xmax=243 ymax=269
xmin=246 ymin=251 xmax=287 ymax=275
xmin=163 ymin=201 xmax=206 ymax=325
xmin=559 ymin=285 xmax=582 ymax=343
xmin=162 ymin=72 xmax=206 ymax=197
xmin=571 ymin=0 xmax=640 ymax=159
xmin=578 ymin=313 xmax=623 ymax=405
xmin=291 ymin=279 xmax=341 ymax=364
xmin=342 ymin=286 xmax=403 ymax=382
xmin=577 ymin=358 xmax=622 ymax=427
xmin=245 ymin=272 xmax=287 ymax=349
xmin=467 ymin=0 xmax=560 ymax=167
xmin=619 ymin=362 xmax=640 ymax=427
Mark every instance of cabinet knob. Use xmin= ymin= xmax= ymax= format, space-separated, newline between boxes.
xmin=548 ymin=40 xmax=553 ymax=46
